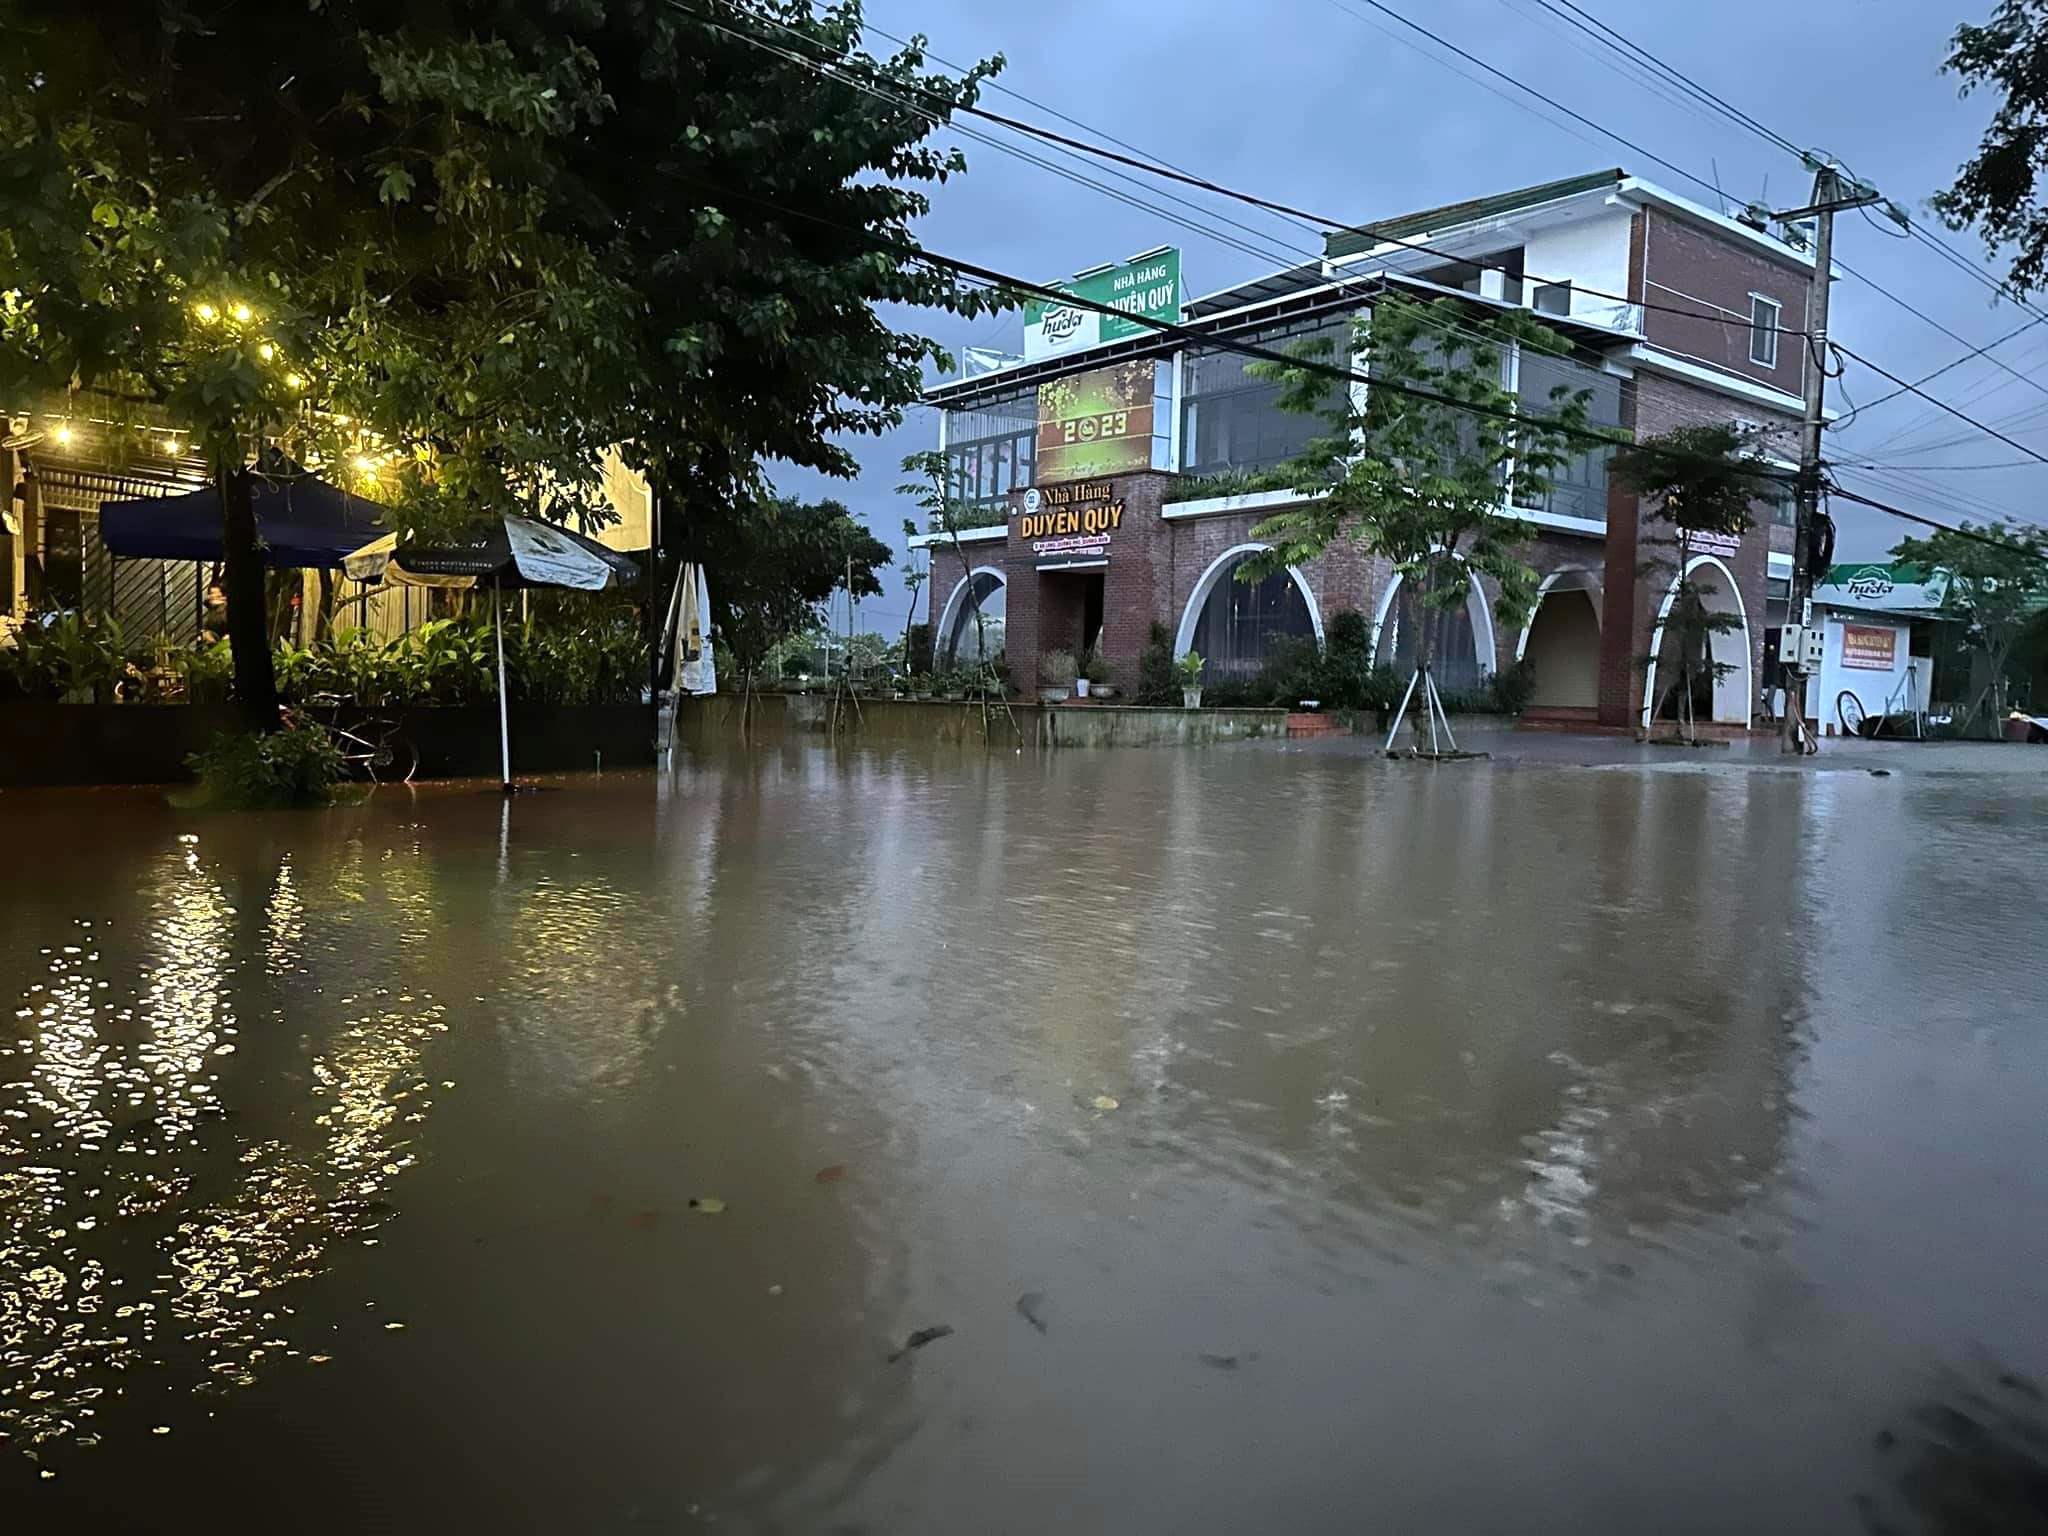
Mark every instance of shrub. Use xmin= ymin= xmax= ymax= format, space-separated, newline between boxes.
xmin=1489 ymin=657 xmax=1538 ymax=716
xmin=1039 ymin=648 xmax=1076 ymax=686
xmin=188 ymin=720 xmax=344 ymax=808
xmin=905 ymin=622 xmax=933 ymax=678
xmin=0 ymin=611 xmax=129 ymax=702
xmin=1135 ymin=621 xmax=1177 ymax=705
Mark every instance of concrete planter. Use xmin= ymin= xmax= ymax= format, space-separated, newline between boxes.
xmin=1183 ymin=687 xmax=1203 ymax=709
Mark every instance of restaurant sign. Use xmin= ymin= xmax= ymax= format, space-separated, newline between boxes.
xmin=1035 ymin=360 xmax=1161 ymax=483
xmin=1022 ymin=248 xmax=1181 ymax=362
xmin=1018 ymin=480 xmax=1124 ymax=568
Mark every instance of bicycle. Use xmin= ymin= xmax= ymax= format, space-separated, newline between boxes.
xmin=291 ymin=698 xmax=419 ymax=784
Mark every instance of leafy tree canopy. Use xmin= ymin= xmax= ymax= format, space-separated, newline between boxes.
xmin=1242 ymin=295 xmax=1598 ymax=648
xmin=1891 ymin=519 xmax=2048 ymax=727
xmin=686 ymin=493 xmax=887 ymax=676
xmin=1610 ymin=423 xmax=1779 ymax=545
xmin=1935 ymin=0 xmax=2048 ymax=295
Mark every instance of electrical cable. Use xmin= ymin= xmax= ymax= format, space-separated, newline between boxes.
xmin=1827 ymin=343 xmax=2048 ymax=467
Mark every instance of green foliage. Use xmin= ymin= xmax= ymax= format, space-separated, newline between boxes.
xmin=1617 ymin=425 xmax=1770 ymax=740
xmin=275 ymin=606 xmax=641 ymax=708
xmin=1936 ymin=2 xmax=2048 ymax=295
xmin=1161 ymin=466 xmax=1289 ymax=505
xmin=1196 ymin=614 xmax=1405 ymax=713
xmin=683 ymin=494 xmax=888 ymax=679
xmin=1135 ymin=621 xmax=1178 ymax=705
xmin=1241 ymin=296 xmax=1600 ymax=665
xmin=905 ymin=622 xmax=935 ymax=678
xmin=1080 ymin=642 xmax=1107 ymax=680
xmin=1893 ymin=519 xmax=2048 ymax=729
xmin=188 ymin=720 xmax=343 ymax=809
xmin=0 ymin=612 xmax=131 ymax=702
xmin=1488 ymin=656 xmax=1538 ymax=717
xmin=176 ymin=637 xmax=236 ymax=705
xmin=1039 ymin=648 xmax=1077 ymax=687
xmin=1177 ymin=651 xmax=1206 ymax=686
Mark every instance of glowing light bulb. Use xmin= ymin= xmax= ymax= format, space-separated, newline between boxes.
xmin=352 ymin=454 xmax=376 ymax=474
xmin=194 ymin=302 xmax=218 ymax=322
xmin=52 ymin=422 xmax=74 ymax=445
xmin=285 ymin=373 xmax=305 ymax=391
xmin=258 ymin=342 xmax=275 ymax=361
xmin=161 ymin=436 xmax=180 ymax=454
xmin=231 ymin=303 xmax=252 ymax=322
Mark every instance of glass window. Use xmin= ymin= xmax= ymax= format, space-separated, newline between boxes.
xmin=1189 ymin=555 xmax=1315 ymax=678
xmin=942 ymin=386 xmax=1035 ymax=522
xmin=1534 ymin=281 xmax=1571 ymax=317
xmin=1750 ymin=295 xmax=1781 ymax=368
xmin=939 ymin=571 xmax=1006 ymax=669
xmin=1376 ymin=583 xmax=1484 ymax=692
xmin=1515 ymin=349 xmax=1623 ymax=524
xmin=1180 ymin=313 xmax=1354 ymax=478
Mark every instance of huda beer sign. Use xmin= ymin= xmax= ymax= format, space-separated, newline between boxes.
xmin=1018 ymin=480 xmax=1123 ymax=568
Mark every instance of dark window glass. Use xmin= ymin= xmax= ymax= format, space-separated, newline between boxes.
xmin=939 ymin=572 xmax=1006 ymax=668
xmin=1189 ymin=556 xmax=1315 ymax=677
xmin=1180 ymin=314 xmax=1354 ymax=478
xmin=1375 ymin=584 xmax=1484 ymax=692
xmin=1750 ymin=296 xmax=1781 ymax=368
xmin=1515 ymin=350 xmax=1623 ymax=524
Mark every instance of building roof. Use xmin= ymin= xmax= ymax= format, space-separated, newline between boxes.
xmin=1323 ymin=169 xmax=1625 ymax=260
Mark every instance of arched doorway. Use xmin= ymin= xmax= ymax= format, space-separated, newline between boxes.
xmin=1372 ymin=571 xmax=1496 ymax=691
xmin=1642 ymin=554 xmax=1752 ymax=727
xmin=936 ymin=568 xmax=1006 ymax=669
xmin=1174 ymin=543 xmax=1323 ymax=679
xmin=1518 ymin=570 xmax=1602 ymax=709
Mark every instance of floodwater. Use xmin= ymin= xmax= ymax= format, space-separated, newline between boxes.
xmin=3 ymin=735 xmax=2046 ymax=1533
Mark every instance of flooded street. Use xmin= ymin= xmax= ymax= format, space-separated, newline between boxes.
xmin=4 ymin=738 xmax=2046 ymax=1532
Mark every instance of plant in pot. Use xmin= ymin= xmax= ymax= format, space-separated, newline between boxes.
xmin=1077 ymin=642 xmax=1108 ymax=700
xmin=1039 ymin=647 xmax=1076 ymax=704
xmin=1178 ymin=650 xmax=1205 ymax=708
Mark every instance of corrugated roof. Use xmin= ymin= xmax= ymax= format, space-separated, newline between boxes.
xmin=1324 ymin=169 xmax=1624 ymax=260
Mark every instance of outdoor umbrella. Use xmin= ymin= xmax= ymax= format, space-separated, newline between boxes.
xmin=100 ymin=468 xmax=386 ymax=567
xmin=343 ymin=515 xmax=642 ymax=789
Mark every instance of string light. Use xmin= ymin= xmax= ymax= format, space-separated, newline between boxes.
xmin=351 ymin=454 xmax=377 ymax=474
xmin=284 ymin=373 xmax=305 ymax=391
xmin=231 ymin=303 xmax=252 ymax=323
xmin=161 ymin=436 xmax=180 ymax=455
xmin=52 ymin=422 xmax=74 ymax=446
xmin=258 ymin=342 xmax=275 ymax=361
xmin=194 ymin=302 xmax=218 ymax=322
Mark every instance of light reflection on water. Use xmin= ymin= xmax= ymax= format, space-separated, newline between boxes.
xmin=0 ymin=745 xmax=2045 ymax=1532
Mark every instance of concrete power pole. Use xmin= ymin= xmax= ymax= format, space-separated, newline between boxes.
xmin=1775 ymin=160 xmax=1881 ymax=752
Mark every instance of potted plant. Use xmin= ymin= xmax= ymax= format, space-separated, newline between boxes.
xmin=1177 ymin=650 xmax=1205 ymax=708
xmin=1039 ymin=648 xmax=1076 ymax=704
xmin=1077 ymin=642 xmax=1107 ymax=700
xmin=911 ymin=671 xmax=933 ymax=700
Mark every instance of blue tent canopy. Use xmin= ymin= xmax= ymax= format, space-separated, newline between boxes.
xmin=98 ymin=472 xmax=386 ymax=569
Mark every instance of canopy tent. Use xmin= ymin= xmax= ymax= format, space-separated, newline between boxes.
xmin=99 ymin=471 xmax=386 ymax=568
xmin=343 ymin=515 xmax=643 ymax=790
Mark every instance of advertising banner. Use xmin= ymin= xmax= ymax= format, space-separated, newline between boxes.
xmin=1840 ymin=623 xmax=1899 ymax=671
xmin=1023 ymin=249 xmax=1181 ymax=362
xmin=1816 ymin=563 xmax=1950 ymax=616
xmin=1035 ymin=361 xmax=1158 ymax=483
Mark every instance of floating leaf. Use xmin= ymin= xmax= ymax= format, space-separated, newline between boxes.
xmin=886 ymin=1324 xmax=954 ymax=1363
xmin=1091 ymin=1095 xmax=1120 ymax=1111
xmin=688 ymin=1196 xmax=726 ymax=1214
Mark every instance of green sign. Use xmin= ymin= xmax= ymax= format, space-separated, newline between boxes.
xmin=1024 ymin=249 xmax=1181 ymax=362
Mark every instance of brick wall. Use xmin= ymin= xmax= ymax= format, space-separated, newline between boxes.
xmin=1640 ymin=209 xmax=1815 ymax=411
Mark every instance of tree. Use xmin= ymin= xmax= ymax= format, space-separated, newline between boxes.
xmin=898 ymin=449 xmax=1001 ymax=680
xmin=1935 ymin=0 xmax=2048 ymax=295
xmin=684 ymin=493 xmax=887 ymax=696
xmin=899 ymin=519 xmax=929 ymax=675
xmin=1611 ymin=424 xmax=1778 ymax=743
xmin=1890 ymin=521 xmax=2048 ymax=734
xmin=1242 ymin=295 xmax=1597 ymax=753
xmin=1 ymin=0 xmax=1004 ymax=728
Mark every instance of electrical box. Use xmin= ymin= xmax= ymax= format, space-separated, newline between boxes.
xmin=1803 ymin=625 xmax=1827 ymax=669
xmin=1778 ymin=626 xmax=1805 ymax=665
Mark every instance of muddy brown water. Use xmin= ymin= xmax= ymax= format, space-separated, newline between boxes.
xmin=3 ymin=738 xmax=2046 ymax=1533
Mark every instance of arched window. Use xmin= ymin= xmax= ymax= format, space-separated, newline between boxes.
xmin=937 ymin=570 xmax=1006 ymax=669
xmin=1186 ymin=552 xmax=1316 ymax=677
xmin=1375 ymin=581 xmax=1485 ymax=691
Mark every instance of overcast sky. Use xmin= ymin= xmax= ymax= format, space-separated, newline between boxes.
xmin=772 ymin=0 xmax=2036 ymax=635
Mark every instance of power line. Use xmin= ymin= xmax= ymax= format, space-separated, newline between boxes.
xmin=683 ymin=0 xmax=1814 ymax=341
xmin=1827 ymin=342 xmax=2048 ymax=468
xmin=1836 ymin=311 xmax=2048 ymax=426
xmin=1827 ymin=485 xmax=2048 ymax=561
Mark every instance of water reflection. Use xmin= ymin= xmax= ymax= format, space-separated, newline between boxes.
xmin=1 ymin=747 xmax=2044 ymax=1531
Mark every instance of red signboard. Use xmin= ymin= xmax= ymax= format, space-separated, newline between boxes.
xmin=1840 ymin=623 xmax=1898 ymax=671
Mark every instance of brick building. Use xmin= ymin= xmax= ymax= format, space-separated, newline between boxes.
xmin=916 ymin=169 xmax=1808 ymax=729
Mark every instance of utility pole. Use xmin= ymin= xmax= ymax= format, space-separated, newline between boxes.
xmin=1773 ymin=158 xmax=1883 ymax=752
